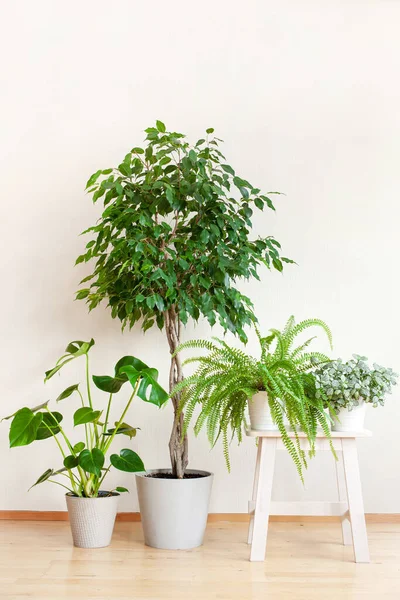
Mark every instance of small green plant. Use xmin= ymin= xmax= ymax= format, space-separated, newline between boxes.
xmin=75 ymin=121 xmax=292 ymax=478
xmin=173 ymin=317 xmax=335 ymax=481
xmin=3 ymin=339 xmax=168 ymax=497
xmin=314 ymin=355 xmax=398 ymax=412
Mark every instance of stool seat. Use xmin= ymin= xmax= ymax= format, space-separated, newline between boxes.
xmin=246 ymin=428 xmax=371 ymax=563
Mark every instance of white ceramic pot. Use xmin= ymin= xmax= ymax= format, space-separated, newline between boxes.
xmin=248 ymin=391 xmax=278 ymax=431
xmin=136 ymin=469 xmax=213 ymax=550
xmin=65 ymin=491 xmax=119 ymax=548
xmin=331 ymin=401 xmax=367 ymax=432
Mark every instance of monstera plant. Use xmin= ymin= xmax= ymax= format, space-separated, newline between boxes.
xmin=4 ymin=338 xmax=168 ymax=496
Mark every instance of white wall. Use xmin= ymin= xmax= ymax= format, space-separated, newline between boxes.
xmin=1 ymin=0 xmax=399 ymax=513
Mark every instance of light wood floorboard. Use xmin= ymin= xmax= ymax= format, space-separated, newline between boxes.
xmin=0 ymin=520 xmax=399 ymax=599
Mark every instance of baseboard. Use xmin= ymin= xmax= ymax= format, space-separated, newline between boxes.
xmin=0 ymin=511 xmax=399 ymax=523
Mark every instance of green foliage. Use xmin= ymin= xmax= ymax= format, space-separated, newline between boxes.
xmin=314 ymin=355 xmax=398 ymax=412
xmin=75 ymin=121 xmax=291 ymax=342
xmin=174 ymin=316 xmax=335 ymax=481
xmin=3 ymin=339 xmax=167 ymax=497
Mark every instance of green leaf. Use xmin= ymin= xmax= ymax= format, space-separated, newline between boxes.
xmin=79 ymin=448 xmax=104 ymax=476
xmin=2 ymin=401 xmax=49 ymax=421
xmin=115 ymin=486 xmax=129 ymax=493
xmin=200 ymin=230 xmax=209 ymax=244
xmin=45 ymin=340 xmax=95 ymax=382
xmin=118 ymin=163 xmax=131 ymax=177
xmin=56 ymin=384 xmax=79 ymax=402
xmin=73 ymin=442 xmax=85 ymax=453
xmin=29 ymin=468 xmax=54 ymax=490
xmin=76 ymin=289 xmax=89 ymax=300
xmin=35 ymin=412 xmax=63 ymax=440
xmin=103 ymin=422 xmax=139 ymax=439
xmin=254 ymin=197 xmax=263 ymax=210
xmin=86 ymin=170 xmax=102 ymax=189
xmin=110 ymin=449 xmax=145 ymax=473
xmin=73 ymin=407 xmax=102 ymax=426
xmin=131 ymin=147 xmax=144 ymax=154
xmin=120 ymin=364 xmax=169 ymax=407
xmin=66 ymin=339 xmax=95 ymax=355
xmin=206 ymin=127 xmax=214 ymax=134
xmin=92 ymin=375 xmax=126 ymax=394
xmin=115 ymin=355 xmax=148 ymax=376
xmin=63 ymin=455 xmax=79 ymax=469
xmin=156 ymin=120 xmax=166 ymax=133
xmin=9 ymin=409 xmax=43 ymax=447
xmin=221 ymin=164 xmax=235 ymax=176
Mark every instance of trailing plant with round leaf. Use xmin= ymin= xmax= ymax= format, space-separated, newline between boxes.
xmin=75 ymin=121 xmax=292 ymax=478
xmin=3 ymin=339 xmax=168 ymax=497
xmin=314 ymin=355 xmax=398 ymax=412
xmin=173 ymin=316 xmax=335 ymax=482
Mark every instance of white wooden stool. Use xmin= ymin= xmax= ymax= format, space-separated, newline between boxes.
xmin=246 ymin=429 xmax=371 ymax=563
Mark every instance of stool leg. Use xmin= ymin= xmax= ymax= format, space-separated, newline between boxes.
xmin=250 ymin=437 xmax=276 ymax=562
xmin=248 ymin=439 xmax=262 ymax=544
xmin=342 ymin=438 xmax=370 ymax=563
xmin=335 ymin=449 xmax=353 ymax=546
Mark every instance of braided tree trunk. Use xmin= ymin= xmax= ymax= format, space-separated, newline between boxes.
xmin=164 ymin=307 xmax=188 ymax=479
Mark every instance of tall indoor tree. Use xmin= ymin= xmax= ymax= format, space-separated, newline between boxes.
xmin=75 ymin=121 xmax=291 ymax=478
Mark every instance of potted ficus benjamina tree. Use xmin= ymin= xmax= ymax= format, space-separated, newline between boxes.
xmin=3 ymin=339 xmax=168 ymax=548
xmin=174 ymin=316 xmax=335 ymax=482
xmin=75 ymin=121 xmax=291 ymax=549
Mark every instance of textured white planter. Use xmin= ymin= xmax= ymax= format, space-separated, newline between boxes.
xmin=65 ymin=492 xmax=119 ymax=548
xmin=332 ymin=401 xmax=367 ymax=432
xmin=136 ymin=469 xmax=213 ymax=550
xmin=248 ymin=391 xmax=278 ymax=431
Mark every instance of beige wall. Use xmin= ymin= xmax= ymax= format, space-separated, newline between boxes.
xmin=1 ymin=0 xmax=399 ymax=513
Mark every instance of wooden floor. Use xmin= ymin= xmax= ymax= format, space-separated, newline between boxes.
xmin=1 ymin=520 xmax=400 ymax=599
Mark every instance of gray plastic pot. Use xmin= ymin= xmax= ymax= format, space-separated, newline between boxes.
xmin=136 ymin=469 xmax=213 ymax=549
xmin=65 ymin=491 xmax=119 ymax=548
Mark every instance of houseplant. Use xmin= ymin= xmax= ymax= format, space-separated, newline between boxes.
xmin=313 ymin=355 xmax=398 ymax=431
xmin=3 ymin=338 xmax=168 ymax=548
xmin=174 ymin=316 xmax=335 ymax=481
xmin=75 ymin=121 xmax=291 ymax=548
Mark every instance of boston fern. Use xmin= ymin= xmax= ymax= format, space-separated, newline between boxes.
xmin=75 ymin=121 xmax=292 ymax=478
xmin=174 ymin=317 xmax=335 ymax=481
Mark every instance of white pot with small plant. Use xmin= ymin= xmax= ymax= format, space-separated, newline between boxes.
xmin=3 ymin=338 xmax=168 ymax=548
xmin=313 ymin=354 xmax=398 ymax=432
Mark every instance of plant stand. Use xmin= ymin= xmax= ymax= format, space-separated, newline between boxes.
xmin=246 ymin=429 xmax=371 ymax=563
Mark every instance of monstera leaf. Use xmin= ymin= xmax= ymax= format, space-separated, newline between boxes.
xmin=45 ymin=339 xmax=95 ymax=381
xmin=29 ymin=468 xmax=54 ymax=490
xmin=36 ymin=412 xmax=63 ymax=440
xmin=93 ymin=356 xmax=168 ymax=407
xmin=110 ymin=449 xmax=145 ymax=472
xmin=73 ymin=407 xmax=101 ymax=426
xmin=78 ymin=448 xmax=104 ymax=476
xmin=2 ymin=401 xmax=49 ymax=422
xmin=9 ymin=408 xmax=44 ymax=447
xmin=56 ymin=384 xmax=80 ymax=402
xmin=103 ymin=422 xmax=139 ymax=439
xmin=92 ymin=375 xmax=126 ymax=394
xmin=117 ymin=357 xmax=168 ymax=407
xmin=92 ymin=355 xmax=147 ymax=394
